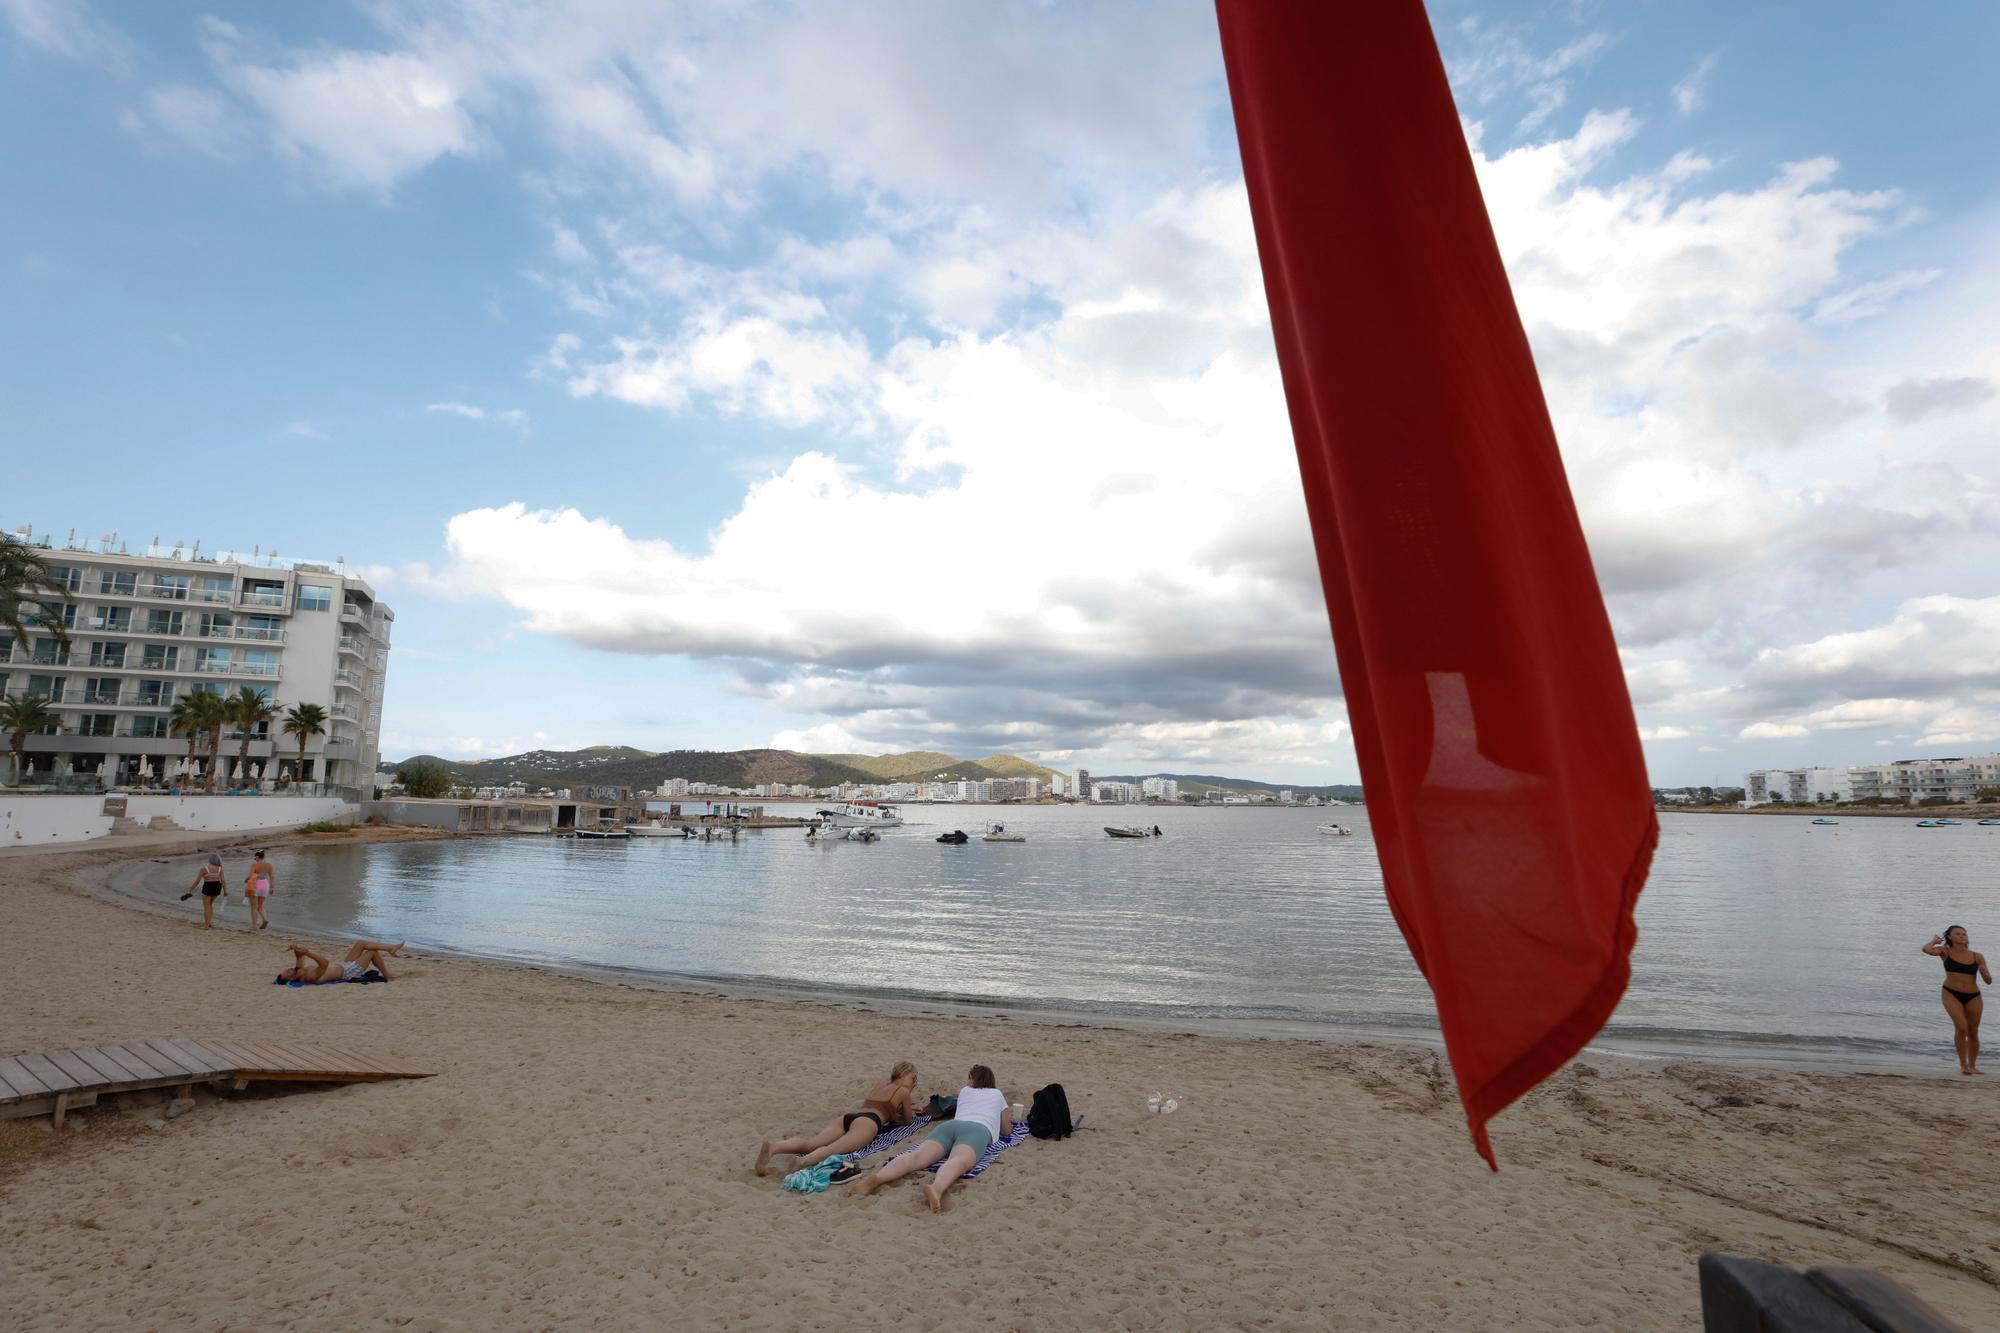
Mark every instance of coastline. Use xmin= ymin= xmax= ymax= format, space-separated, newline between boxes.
xmin=4 ymin=833 xmax=1998 ymax=1328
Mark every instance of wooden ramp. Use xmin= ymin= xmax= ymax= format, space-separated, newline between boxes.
xmin=0 ymin=1037 xmax=434 ymax=1126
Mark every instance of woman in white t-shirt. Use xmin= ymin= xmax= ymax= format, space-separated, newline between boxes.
xmin=846 ymin=1064 xmax=1014 ymax=1212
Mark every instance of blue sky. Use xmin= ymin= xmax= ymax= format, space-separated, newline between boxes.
xmin=4 ymin=1 xmax=1996 ymax=784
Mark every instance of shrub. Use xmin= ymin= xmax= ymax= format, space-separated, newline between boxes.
xmin=302 ymin=820 xmax=349 ymax=833
xmin=398 ymin=761 xmax=453 ymax=799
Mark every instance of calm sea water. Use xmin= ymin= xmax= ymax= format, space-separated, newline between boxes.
xmin=119 ymin=807 xmax=1998 ymax=1068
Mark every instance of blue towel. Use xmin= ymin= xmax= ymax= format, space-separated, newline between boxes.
xmin=781 ymin=1154 xmax=849 ymax=1194
xmin=851 ymin=1114 xmax=932 ymax=1160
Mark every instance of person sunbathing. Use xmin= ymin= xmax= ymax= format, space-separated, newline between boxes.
xmin=276 ymin=939 xmax=406 ymax=984
xmin=846 ymin=1063 xmax=1014 ymax=1212
xmin=755 ymin=1061 xmax=919 ymax=1176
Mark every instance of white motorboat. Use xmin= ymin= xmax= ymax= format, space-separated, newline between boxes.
xmin=982 ymin=822 xmax=1026 ymax=842
xmin=1317 ymin=824 xmax=1353 ymax=836
xmin=846 ymin=827 xmax=881 ymax=843
xmin=815 ymin=801 xmax=904 ymax=830
xmin=628 ymin=824 xmax=691 ymax=837
xmin=1104 ymin=825 xmax=1157 ymax=839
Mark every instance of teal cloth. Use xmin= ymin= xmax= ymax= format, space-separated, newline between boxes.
xmin=780 ymin=1154 xmax=849 ymax=1194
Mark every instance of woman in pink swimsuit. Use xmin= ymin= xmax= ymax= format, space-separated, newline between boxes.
xmin=244 ymin=850 xmax=276 ymax=932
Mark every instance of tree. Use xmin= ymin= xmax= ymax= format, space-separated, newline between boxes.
xmin=0 ymin=693 xmax=57 ymax=784
xmin=169 ymin=692 xmax=224 ymax=783
xmin=0 ymin=534 xmax=72 ymax=656
xmin=1976 ymin=786 xmax=2000 ymax=803
xmin=398 ymin=760 xmax=452 ymax=799
xmin=224 ymin=685 xmax=278 ymax=786
xmin=281 ymin=702 xmax=328 ymax=787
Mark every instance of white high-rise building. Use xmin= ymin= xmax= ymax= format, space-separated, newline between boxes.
xmin=2 ymin=538 xmax=392 ymax=797
xmin=1140 ymin=776 xmax=1179 ymax=801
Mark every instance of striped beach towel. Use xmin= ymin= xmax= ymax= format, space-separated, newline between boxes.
xmin=853 ymin=1115 xmax=932 ymax=1160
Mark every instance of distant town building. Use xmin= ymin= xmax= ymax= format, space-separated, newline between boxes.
xmin=1140 ymin=777 xmax=1180 ymax=801
xmin=1075 ymin=769 xmax=1091 ymax=801
xmin=1744 ymin=755 xmax=2000 ymax=805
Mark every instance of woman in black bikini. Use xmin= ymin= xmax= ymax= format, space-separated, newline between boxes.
xmin=1923 ymin=925 xmax=1990 ymax=1076
xmin=754 ymin=1061 xmax=918 ymax=1176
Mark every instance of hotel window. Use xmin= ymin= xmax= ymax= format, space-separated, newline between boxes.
xmin=88 ymin=642 xmax=126 ymax=668
xmin=144 ymin=608 xmax=184 ymax=635
xmin=80 ymin=714 xmax=116 ymax=737
xmin=188 ymin=681 xmax=225 ymax=698
xmin=132 ymin=715 xmax=170 ymax=739
xmin=241 ymin=648 xmax=278 ymax=677
xmin=242 ymin=580 xmax=285 ymax=607
xmin=198 ymin=575 xmax=233 ymax=603
xmin=0 ymin=635 xmax=12 ymax=662
xmin=93 ymin=604 xmax=132 ymax=631
xmin=297 ymin=583 xmax=333 ymax=612
xmin=44 ymin=564 xmax=81 ymax=593
xmin=26 ymin=674 xmax=65 ymax=702
xmin=197 ymin=611 xmax=234 ymax=638
xmin=152 ymin=573 xmax=190 ymax=599
xmin=96 ymin=570 xmax=137 ymax=595
xmin=243 ymin=615 xmax=282 ymax=641
xmin=30 ymin=637 xmax=67 ymax=665
xmin=82 ymin=677 xmax=122 ymax=704
xmin=135 ymin=680 xmax=173 ymax=706
xmin=194 ymin=646 xmax=231 ymax=673
xmin=140 ymin=643 xmax=179 ymax=671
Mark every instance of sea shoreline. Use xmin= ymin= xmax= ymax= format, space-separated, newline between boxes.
xmin=5 ymin=828 xmax=1998 ymax=1328
xmin=87 ymin=831 xmax=1948 ymax=1080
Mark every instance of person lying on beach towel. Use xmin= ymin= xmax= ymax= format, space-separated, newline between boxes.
xmin=756 ymin=1060 xmax=920 ymax=1176
xmin=275 ymin=939 xmax=405 ymax=985
xmin=846 ymin=1063 xmax=1016 ymax=1212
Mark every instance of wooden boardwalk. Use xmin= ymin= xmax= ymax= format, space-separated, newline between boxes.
xmin=0 ymin=1037 xmax=433 ymax=1126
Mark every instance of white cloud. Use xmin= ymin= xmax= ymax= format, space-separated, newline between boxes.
xmin=227 ymin=46 xmax=479 ymax=193
xmin=132 ymin=83 xmax=239 ymax=155
xmin=427 ymin=401 xmax=529 ymax=429
xmin=1639 ymin=726 xmax=1693 ymax=741
xmin=1802 ymin=698 xmax=1932 ymax=731
xmin=282 ymin=421 xmax=326 ymax=439
xmin=0 ymin=0 xmax=128 ymax=64
xmin=1884 ymin=376 xmax=1996 ymax=424
xmin=1672 ymin=53 xmax=1719 ymax=115
xmin=1739 ymin=721 xmax=1809 ymax=740
xmin=1749 ymin=596 xmax=2000 ymax=703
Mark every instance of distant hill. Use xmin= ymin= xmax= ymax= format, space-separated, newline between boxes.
xmin=386 ymin=746 xmax=1068 ymax=792
xmin=1097 ymin=772 xmax=1366 ymax=801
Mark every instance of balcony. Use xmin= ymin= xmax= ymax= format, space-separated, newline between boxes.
xmin=239 ymin=590 xmax=286 ymax=608
xmin=235 ymin=626 xmax=285 ymax=642
xmin=333 ymin=668 xmax=362 ymax=688
xmin=194 ymin=587 xmax=234 ymax=604
xmin=340 ymin=606 xmax=368 ymax=625
xmin=337 ymin=637 xmax=364 ymax=657
xmin=140 ymin=582 xmax=191 ymax=600
xmin=330 ymin=704 xmax=361 ymax=722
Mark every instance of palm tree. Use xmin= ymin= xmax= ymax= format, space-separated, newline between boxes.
xmin=281 ymin=702 xmax=328 ymax=787
xmin=168 ymin=693 xmax=217 ymax=780
xmin=1 ymin=533 xmax=72 ymax=656
xmin=172 ymin=689 xmax=228 ymax=789
xmin=0 ymin=693 xmax=57 ymax=785
xmin=225 ymin=685 xmax=278 ymax=788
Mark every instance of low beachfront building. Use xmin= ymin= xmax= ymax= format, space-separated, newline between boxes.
xmin=1744 ymin=767 xmax=1853 ymax=805
xmin=3 ymin=538 xmax=391 ymax=799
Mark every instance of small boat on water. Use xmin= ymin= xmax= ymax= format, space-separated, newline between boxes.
xmin=1916 ymin=820 xmax=1940 ymax=828
xmin=574 ymin=827 xmax=631 ymax=840
xmin=936 ymin=830 xmax=969 ymax=844
xmin=628 ymin=824 xmax=693 ymax=837
xmin=983 ymin=822 xmax=1025 ymax=842
xmin=1980 ymin=819 xmax=2000 ymax=826
xmin=815 ymin=801 xmax=904 ymax=830
xmin=1811 ymin=818 xmax=1838 ymax=826
xmin=1317 ymin=823 xmax=1353 ymax=836
xmin=1104 ymin=825 xmax=1159 ymax=839
xmin=848 ymin=827 xmax=881 ymax=843
xmin=1936 ymin=819 xmax=1964 ymax=826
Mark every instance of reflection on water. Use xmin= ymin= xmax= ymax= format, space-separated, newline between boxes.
xmin=125 ymin=808 xmax=1999 ymax=1064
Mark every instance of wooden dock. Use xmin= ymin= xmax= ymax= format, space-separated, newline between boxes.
xmin=0 ymin=1036 xmax=433 ymax=1126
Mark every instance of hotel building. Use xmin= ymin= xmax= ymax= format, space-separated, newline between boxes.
xmin=2 ymin=540 xmax=392 ymax=798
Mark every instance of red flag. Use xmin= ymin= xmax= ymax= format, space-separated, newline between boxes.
xmin=1216 ymin=0 xmax=1657 ymax=1167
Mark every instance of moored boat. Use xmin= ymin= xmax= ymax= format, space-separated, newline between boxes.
xmin=574 ymin=827 xmax=631 ymax=840
xmin=815 ymin=801 xmax=904 ymax=830
xmin=1916 ymin=820 xmax=1940 ymax=828
xmin=982 ymin=822 xmax=1025 ymax=842
xmin=1980 ymin=819 xmax=2000 ymax=826
xmin=937 ymin=830 xmax=969 ymax=844
xmin=1104 ymin=825 xmax=1153 ymax=839
xmin=1317 ymin=823 xmax=1353 ymax=836
xmin=1810 ymin=818 xmax=1838 ymax=826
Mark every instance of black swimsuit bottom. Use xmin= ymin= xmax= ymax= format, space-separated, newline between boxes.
xmin=1944 ymin=986 xmax=1982 ymax=1009
xmin=843 ymin=1110 xmax=884 ymax=1134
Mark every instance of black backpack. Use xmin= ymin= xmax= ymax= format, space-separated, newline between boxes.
xmin=1027 ymin=1083 xmax=1074 ymax=1140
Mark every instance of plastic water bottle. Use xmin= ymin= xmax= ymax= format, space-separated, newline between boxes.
xmin=1161 ymin=1097 xmax=1180 ymax=1115
xmin=1146 ymin=1092 xmax=1162 ymax=1114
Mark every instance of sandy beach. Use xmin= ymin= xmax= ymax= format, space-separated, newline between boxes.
xmin=3 ymin=834 xmax=1996 ymax=1330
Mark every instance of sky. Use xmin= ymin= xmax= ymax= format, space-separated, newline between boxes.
xmin=3 ymin=0 xmax=1996 ymax=786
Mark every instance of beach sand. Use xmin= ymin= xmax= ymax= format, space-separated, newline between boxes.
xmin=3 ymin=836 xmax=1996 ymax=1330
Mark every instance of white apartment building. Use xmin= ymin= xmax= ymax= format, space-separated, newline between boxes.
xmin=1091 ymin=781 xmax=1141 ymax=803
xmin=1847 ymin=755 xmax=2000 ymax=803
xmin=1744 ymin=767 xmax=1853 ymax=805
xmin=2 ymin=538 xmax=391 ymax=797
xmin=1140 ymin=776 xmax=1179 ymax=801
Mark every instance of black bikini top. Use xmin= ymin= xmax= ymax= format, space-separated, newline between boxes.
xmin=1943 ymin=952 xmax=1979 ymax=975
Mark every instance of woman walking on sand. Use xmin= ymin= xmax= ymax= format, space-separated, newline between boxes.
xmin=755 ymin=1061 xmax=920 ymax=1176
xmin=243 ymin=849 xmax=276 ymax=932
xmin=1924 ymin=926 xmax=1990 ymax=1076
xmin=187 ymin=854 xmax=226 ymax=928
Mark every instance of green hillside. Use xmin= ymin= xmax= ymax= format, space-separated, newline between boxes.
xmin=387 ymin=746 xmax=1060 ymax=792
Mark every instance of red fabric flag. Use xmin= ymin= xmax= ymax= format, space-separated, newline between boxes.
xmin=1216 ymin=0 xmax=1658 ymax=1167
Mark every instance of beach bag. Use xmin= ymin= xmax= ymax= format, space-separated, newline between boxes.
xmin=927 ymin=1093 xmax=958 ymax=1119
xmin=1027 ymin=1083 xmax=1073 ymax=1140
xmin=780 ymin=1154 xmax=848 ymax=1194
